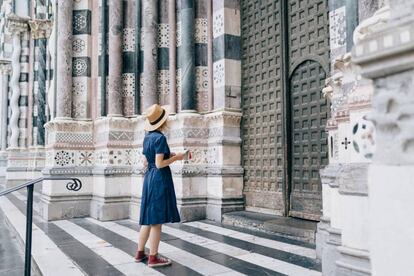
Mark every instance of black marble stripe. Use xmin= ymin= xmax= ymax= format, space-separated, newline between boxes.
xmin=18 ymin=96 xmax=28 ymax=107
xmin=6 ymin=194 xmax=123 ymax=276
xmin=117 ymin=220 xmax=286 ymax=276
xmin=158 ymin=47 xmax=169 ymax=70
xmin=195 ymin=43 xmax=207 ymax=66
xmin=195 ymin=0 xmax=207 ymax=17
xmin=73 ymin=10 xmax=92 ymax=35
xmin=19 ymin=73 xmax=29 ymax=83
xmin=72 ymin=218 xmax=202 ymax=276
xmin=202 ymin=219 xmax=316 ymax=249
xmin=98 ymin=55 xmax=109 ymax=77
xmin=159 ymin=0 xmax=169 ymax=23
xmin=213 ymin=34 xmax=241 ymax=62
xmin=123 ymin=51 xmax=136 ymax=73
xmin=169 ymin=223 xmax=322 ymax=271
xmin=181 ymin=0 xmax=194 ymax=9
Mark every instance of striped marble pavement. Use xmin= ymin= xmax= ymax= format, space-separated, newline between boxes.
xmin=0 ymin=190 xmax=322 ymax=276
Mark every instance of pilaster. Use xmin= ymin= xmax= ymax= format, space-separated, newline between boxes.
xmin=352 ymin=2 xmax=414 ymax=274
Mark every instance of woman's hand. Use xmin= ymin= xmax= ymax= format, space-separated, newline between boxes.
xmin=170 ymin=152 xmax=176 ymax=157
xmin=175 ymin=152 xmax=185 ymax=161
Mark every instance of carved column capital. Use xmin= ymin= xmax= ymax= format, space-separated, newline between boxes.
xmin=6 ymin=13 xmax=29 ymax=35
xmin=28 ymin=19 xmax=53 ymax=39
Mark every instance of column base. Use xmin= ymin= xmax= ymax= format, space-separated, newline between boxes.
xmin=40 ymin=195 xmax=91 ymax=221
xmin=177 ymin=197 xmax=207 ymax=222
xmin=39 ymin=173 xmax=93 ymax=221
xmin=316 ymin=216 xmax=330 ymax=260
xmin=321 ymin=226 xmax=342 ymax=276
xmin=90 ymin=172 xmax=132 ymax=221
xmin=206 ymin=197 xmax=244 ymax=222
xmin=90 ymin=195 xmax=131 ymax=221
xmin=336 ymin=246 xmax=371 ymax=276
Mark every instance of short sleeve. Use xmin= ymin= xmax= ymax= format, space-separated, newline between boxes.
xmin=154 ymin=135 xmax=169 ymax=155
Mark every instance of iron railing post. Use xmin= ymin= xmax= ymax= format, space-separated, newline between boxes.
xmin=24 ymin=184 xmax=34 ymax=276
xmin=0 ymin=177 xmax=81 ymax=276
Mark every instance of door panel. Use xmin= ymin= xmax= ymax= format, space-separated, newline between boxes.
xmin=289 ymin=60 xmax=328 ymax=220
xmin=241 ymin=0 xmax=285 ymax=213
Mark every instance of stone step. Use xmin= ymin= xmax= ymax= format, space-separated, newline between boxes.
xmin=222 ymin=211 xmax=318 ymax=244
xmin=0 ymin=191 xmax=321 ymax=276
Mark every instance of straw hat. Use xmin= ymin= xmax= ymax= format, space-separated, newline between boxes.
xmin=144 ymin=104 xmax=170 ymax=131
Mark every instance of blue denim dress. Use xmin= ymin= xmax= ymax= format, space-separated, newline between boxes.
xmin=139 ymin=130 xmax=181 ymax=225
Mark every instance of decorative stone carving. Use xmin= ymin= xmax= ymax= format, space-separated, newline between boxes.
xmin=28 ymin=19 xmax=52 ymax=39
xmin=56 ymin=0 xmax=73 ymax=119
xmin=141 ymin=0 xmax=158 ymax=110
xmin=0 ymin=61 xmax=11 ymax=151
xmin=107 ymin=0 xmax=123 ymax=116
xmin=368 ymin=70 xmax=414 ymax=165
xmin=353 ymin=5 xmax=390 ymax=45
xmin=6 ymin=14 xmax=28 ymax=149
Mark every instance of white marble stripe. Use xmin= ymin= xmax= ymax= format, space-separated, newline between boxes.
xmin=162 ymin=225 xmax=322 ymax=276
xmin=85 ymin=218 xmax=245 ymax=276
xmin=186 ymin=221 xmax=316 ymax=259
xmin=53 ymin=220 xmax=162 ymax=276
xmin=0 ymin=197 xmax=85 ymax=276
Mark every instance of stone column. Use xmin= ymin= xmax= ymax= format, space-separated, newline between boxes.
xmin=180 ymin=0 xmax=195 ymax=112
xmin=47 ymin=0 xmax=57 ymax=119
xmin=207 ymin=0 xmax=213 ymax=111
xmin=6 ymin=15 xmax=27 ymax=149
xmin=353 ymin=1 xmax=414 ymax=275
xmin=55 ymin=0 xmax=73 ymax=119
xmin=168 ymin=0 xmax=176 ymax=113
xmin=134 ymin=0 xmax=141 ymax=114
xmin=212 ymin=0 xmax=241 ymax=110
xmin=5 ymin=14 xmax=31 ymax=187
xmin=0 ymin=61 xmax=10 ymax=178
xmin=0 ymin=61 xmax=10 ymax=151
xmin=29 ymin=19 xmax=52 ymax=146
xmin=141 ymin=0 xmax=157 ymax=111
xmin=107 ymin=0 xmax=123 ymax=117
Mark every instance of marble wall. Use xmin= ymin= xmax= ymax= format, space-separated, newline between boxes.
xmin=0 ymin=0 xmax=243 ymax=223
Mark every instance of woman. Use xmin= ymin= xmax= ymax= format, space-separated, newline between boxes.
xmin=135 ymin=104 xmax=185 ymax=267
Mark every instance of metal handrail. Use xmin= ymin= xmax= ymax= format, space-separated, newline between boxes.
xmin=0 ymin=177 xmax=82 ymax=276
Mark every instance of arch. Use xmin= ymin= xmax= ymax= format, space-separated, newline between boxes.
xmin=288 ymin=56 xmax=329 ymax=79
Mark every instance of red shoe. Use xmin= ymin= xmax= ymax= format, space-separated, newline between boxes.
xmin=148 ymin=254 xmax=172 ymax=267
xmin=135 ymin=250 xmax=147 ymax=262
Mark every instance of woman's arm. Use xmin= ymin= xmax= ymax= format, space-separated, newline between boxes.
xmin=155 ymin=152 xmax=184 ymax=169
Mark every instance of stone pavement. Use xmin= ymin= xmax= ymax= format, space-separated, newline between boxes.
xmin=0 ymin=207 xmax=26 ymax=276
xmin=0 ymin=189 xmax=322 ymax=276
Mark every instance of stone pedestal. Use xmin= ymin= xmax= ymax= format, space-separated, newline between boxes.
xmin=40 ymin=119 xmax=94 ymax=220
xmin=205 ymin=111 xmax=244 ymax=221
xmin=91 ymin=117 xmax=135 ymax=221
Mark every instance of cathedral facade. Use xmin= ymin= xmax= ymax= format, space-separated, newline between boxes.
xmin=1 ymin=0 xmax=414 ymax=275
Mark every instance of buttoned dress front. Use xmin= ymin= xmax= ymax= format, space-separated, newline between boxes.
xmin=139 ymin=130 xmax=181 ymax=225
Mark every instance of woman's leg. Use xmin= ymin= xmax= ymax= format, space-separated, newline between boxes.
xmin=138 ymin=225 xmax=151 ymax=251
xmin=149 ymin=224 xmax=162 ymax=255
